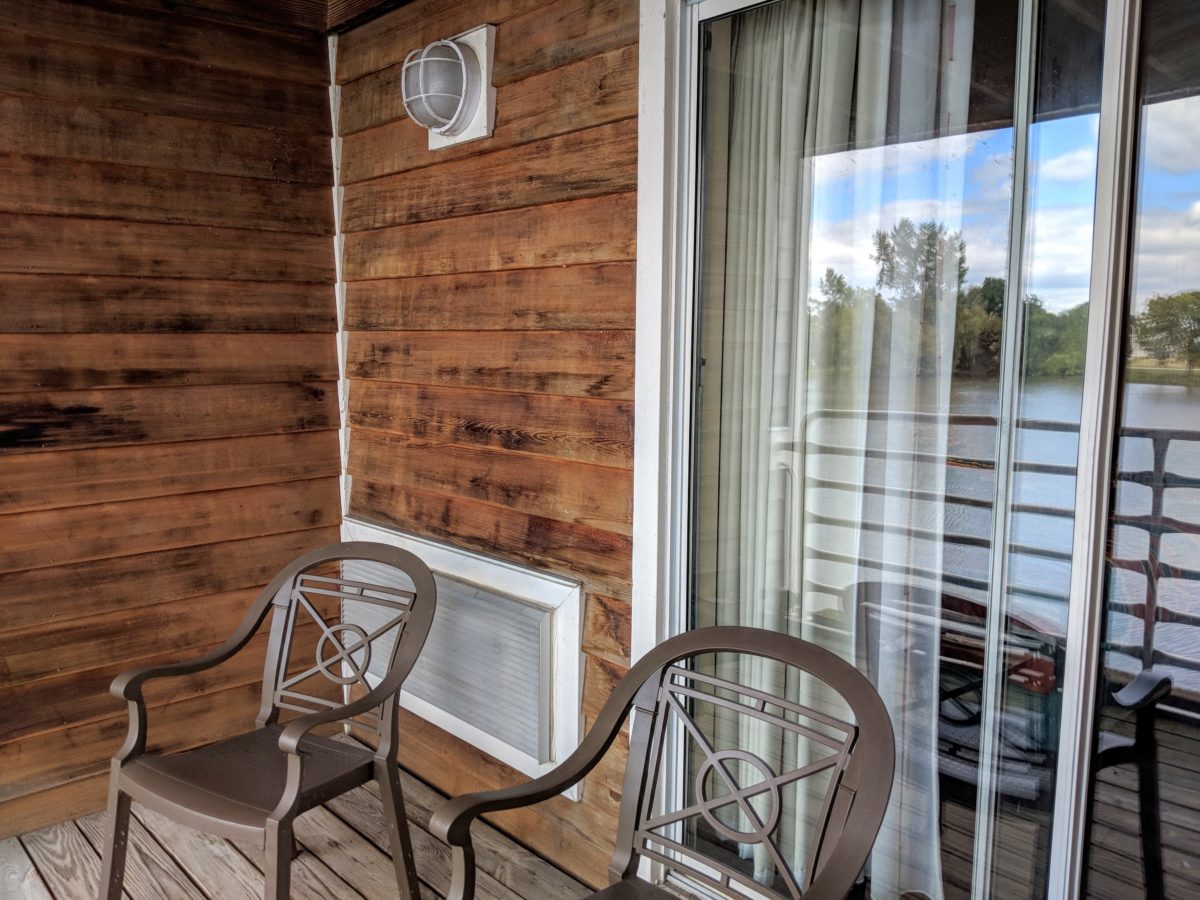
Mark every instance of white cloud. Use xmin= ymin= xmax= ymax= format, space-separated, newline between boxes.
xmin=1143 ymin=96 xmax=1200 ymax=175
xmin=1036 ymin=147 xmax=1097 ymax=182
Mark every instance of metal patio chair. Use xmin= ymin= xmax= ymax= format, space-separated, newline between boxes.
xmin=431 ymin=626 xmax=895 ymax=900
xmin=98 ymin=541 xmax=437 ymax=900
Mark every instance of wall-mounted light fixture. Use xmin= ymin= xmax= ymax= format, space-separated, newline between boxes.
xmin=401 ymin=24 xmax=496 ymax=150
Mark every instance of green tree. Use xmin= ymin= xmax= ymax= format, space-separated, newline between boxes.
xmin=1133 ymin=290 xmax=1200 ymax=371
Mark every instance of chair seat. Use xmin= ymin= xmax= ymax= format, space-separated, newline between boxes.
xmin=120 ymin=725 xmax=374 ymax=843
xmin=588 ymin=877 xmax=675 ymax=900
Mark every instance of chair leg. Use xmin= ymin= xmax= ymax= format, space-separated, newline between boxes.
xmin=377 ymin=758 xmax=421 ymax=900
xmin=1137 ymin=741 xmax=1165 ymax=899
xmin=97 ymin=784 xmax=131 ymax=900
xmin=264 ymin=821 xmax=293 ymax=900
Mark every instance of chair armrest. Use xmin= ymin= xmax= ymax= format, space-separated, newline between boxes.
xmin=1112 ymin=669 xmax=1172 ymax=711
xmin=111 ymin=640 xmax=251 ymax=702
xmin=277 ymin=680 xmax=400 ymax=754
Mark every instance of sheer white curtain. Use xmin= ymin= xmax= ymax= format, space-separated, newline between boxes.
xmin=711 ymin=0 xmax=975 ymax=896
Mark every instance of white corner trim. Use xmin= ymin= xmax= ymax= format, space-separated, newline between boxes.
xmin=632 ymin=0 xmax=684 ymax=665
xmin=342 ymin=518 xmax=585 ymax=799
xmin=328 ymin=33 xmax=351 ymax=520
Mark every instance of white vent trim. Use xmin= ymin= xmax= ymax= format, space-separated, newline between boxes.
xmin=342 ymin=518 xmax=584 ymax=798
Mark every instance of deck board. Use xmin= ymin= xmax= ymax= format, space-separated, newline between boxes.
xmin=0 ymin=835 xmax=53 ymax=900
xmin=15 ymin=769 xmax=587 ymax=900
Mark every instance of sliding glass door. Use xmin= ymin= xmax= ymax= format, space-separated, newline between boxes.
xmin=669 ymin=0 xmax=1165 ymax=897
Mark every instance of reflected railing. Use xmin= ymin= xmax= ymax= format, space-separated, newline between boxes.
xmin=794 ymin=409 xmax=1200 ymax=695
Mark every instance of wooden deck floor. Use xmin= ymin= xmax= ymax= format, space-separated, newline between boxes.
xmin=0 ymin=768 xmax=589 ymax=900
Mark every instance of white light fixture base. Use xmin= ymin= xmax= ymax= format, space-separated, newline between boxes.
xmin=428 ymin=24 xmax=496 ymax=150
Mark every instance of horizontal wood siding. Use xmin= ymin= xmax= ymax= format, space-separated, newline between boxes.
xmin=336 ymin=0 xmax=636 ymax=886
xmin=0 ymin=0 xmax=336 ymax=836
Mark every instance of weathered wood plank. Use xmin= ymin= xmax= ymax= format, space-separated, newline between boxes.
xmin=334 ymin=0 xmax=550 ymax=84
xmin=76 ymin=812 xmax=205 ymax=900
xmin=293 ymin=803 xmax=439 ymax=900
xmin=0 ymin=154 xmax=331 ymax=234
xmin=172 ymin=0 xmax=328 ymax=33
xmin=132 ymin=804 xmax=263 ymax=900
xmin=348 ymin=329 xmax=633 ymax=399
xmin=0 ymin=681 xmax=265 ymax=803
xmin=340 ymin=45 xmax=636 ymax=181
xmin=0 ymin=29 xmax=329 ymax=133
xmin=582 ymin=593 xmax=631 ymax=668
xmin=0 ymin=586 xmax=256 ymax=686
xmin=0 ymin=835 xmax=52 ymax=899
xmin=338 ymin=759 xmax=591 ymax=900
xmin=0 ymin=334 xmax=335 ymax=394
xmin=5 ymin=628 xmax=278 ymax=745
xmin=0 ymin=95 xmax=330 ymax=183
xmin=18 ymin=822 xmax=106 ymax=900
xmin=392 ymin=707 xmax=618 ymax=889
xmin=344 ymin=262 xmax=634 ymax=332
xmin=342 ymin=118 xmax=636 ymax=231
xmin=343 ymin=192 xmax=636 ymax=280
xmin=0 ymin=477 xmax=339 ymax=574
xmin=321 ymin=787 xmax=517 ymax=900
xmin=231 ymin=830 xmax=367 ymax=900
xmin=350 ymin=480 xmax=632 ymax=600
xmin=1 ymin=432 xmax=338 ymax=515
xmin=0 ymin=214 xmax=333 ymax=281
xmin=0 ymin=381 xmax=335 ymax=455
xmin=0 ymin=274 xmax=334 ymax=334
xmin=494 ymin=0 xmax=637 ymax=87
xmin=348 ymin=381 xmax=631 ymax=468
xmin=0 ymin=775 xmax=107 ymax=842
xmin=0 ymin=0 xmax=328 ymax=85
xmin=0 ymin=527 xmax=339 ymax=633
xmin=349 ymin=431 xmax=632 ymax=533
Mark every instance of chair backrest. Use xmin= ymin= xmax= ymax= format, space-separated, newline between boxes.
xmin=242 ymin=542 xmax=436 ymax=742
xmin=605 ymin=627 xmax=894 ymax=900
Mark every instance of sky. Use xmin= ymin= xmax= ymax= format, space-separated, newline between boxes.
xmin=805 ymin=96 xmax=1200 ymax=314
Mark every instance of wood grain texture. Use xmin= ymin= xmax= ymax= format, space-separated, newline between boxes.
xmin=342 ymin=118 xmax=637 ymax=231
xmin=340 ymin=44 xmax=637 ymax=182
xmin=76 ymin=811 xmax=205 ymax=900
xmin=0 ymin=333 xmax=335 ymax=393
xmin=581 ymin=592 xmax=632 ymax=667
xmin=348 ymin=329 xmax=633 ymax=399
xmin=0 ymin=275 xmax=334 ymax=334
xmin=0 ymin=382 xmax=335 ymax=454
xmin=0 ymin=153 xmax=331 ymax=233
xmin=348 ymin=381 xmax=632 ymax=467
xmin=166 ymin=0 xmax=328 ymax=32
xmin=0 ymin=0 xmax=328 ymax=84
xmin=0 ymin=776 xmax=106 ymax=842
xmin=0 ymin=527 xmax=340 ymax=633
xmin=0 ymin=95 xmax=331 ymax=183
xmin=350 ymin=480 xmax=631 ymax=600
xmin=343 ymin=192 xmax=636 ymax=280
xmin=334 ymin=0 xmax=551 ymax=84
xmin=1 ymin=433 xmax=338 ymax=515
xmin=0 ymin=29 xmax=330 ymax=134
xmin=344 ymin=263 xmax=634 ymax=332
xmin=0 ymin=214 xmax=332 ymax=281
xmin=0 ymin=477 xmax=339 ymax=574
xmin=18 ymin=822 xmax=101 ymax=900
xmin=0 ymin=681 xmax=266 ymax=803
xmin=0 ymin=836 xmax=52 ymax=899
xmin=494 ymin=0 xmax=637 ymax=87
xmin=349 ymin=431 xmax=631 ymax=533
xmin=132 ymin=804 xmax=266 ymax=900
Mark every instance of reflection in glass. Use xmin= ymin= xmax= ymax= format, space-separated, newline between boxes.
xmin=1086 ymin=1 xmax=1200 ymax=897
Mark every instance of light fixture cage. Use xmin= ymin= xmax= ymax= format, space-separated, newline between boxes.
xmin=401 ymin=39 xmax=481 ymax=136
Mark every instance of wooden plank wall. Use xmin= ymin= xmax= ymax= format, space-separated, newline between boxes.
xmin=0 ymin=0 xmax=338 ymax=836
xmin=334 ymin=0 xmax=637 ymax=886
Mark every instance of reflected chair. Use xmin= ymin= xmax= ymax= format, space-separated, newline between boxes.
xmin=98 ymin=541 xmax=437 ymax=900
xmin=431 ymin=626 xmax=895 ymax=900
xmin=1091 ymin=667 xmax=1172 ymax=900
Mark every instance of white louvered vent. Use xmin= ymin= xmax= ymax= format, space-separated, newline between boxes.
xmin=342 ymin=562 xmax=553 ymax=761
xmin=341 ymin=520 xmax=584 ymax=788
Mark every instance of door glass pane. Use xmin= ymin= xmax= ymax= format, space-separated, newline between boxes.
xmin=1085 ymin=1 xmax=1200 ymax=897
xmin=686 ymin=1 xmax=1100 ymax=897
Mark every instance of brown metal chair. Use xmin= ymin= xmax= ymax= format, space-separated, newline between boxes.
xmin=431 ymin=626 xmax=895 ymax=900
xmin=98 ymin=541 xmax=437 ymax=900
